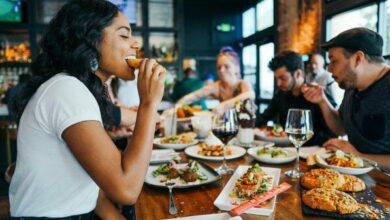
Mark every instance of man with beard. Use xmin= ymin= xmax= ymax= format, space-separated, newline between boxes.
xmin=302 ymin=28 xmax=390 ymax=168
xmin=257 ymin=50 xmax=337 ymax=146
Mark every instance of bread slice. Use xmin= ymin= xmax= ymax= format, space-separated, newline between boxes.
xmin=303 ymin=188 xmax=359 ymax=214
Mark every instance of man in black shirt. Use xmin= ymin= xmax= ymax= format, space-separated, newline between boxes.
xmin=303 ymin=28 xmax=390 ymax=169
xmin=257 ymin=51 xmax=336 ymax=146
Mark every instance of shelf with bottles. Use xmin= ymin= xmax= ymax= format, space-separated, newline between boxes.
xmin=149 ymin=32 xmax=178 ymax=63
xmin=0 ymin=31 xmax=32 ymax=64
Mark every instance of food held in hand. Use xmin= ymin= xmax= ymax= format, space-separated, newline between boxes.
xmin=302 ymin=188 xmax=360 ymax=214
xmin=232 ymin=164 xmax=273 ymax=199
xmin=256 ymin=147 xmax=288 ymax=158
xmin=152 ymin=160 xmax=208 ymax=183
xmin=325 ymin=150 xmax=364 ymax=168
xmin=125 ymin=56 xmax=142 ymax=69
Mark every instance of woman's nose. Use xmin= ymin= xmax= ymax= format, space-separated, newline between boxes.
xmin=130 ymin=39 xmax=140 ymax=50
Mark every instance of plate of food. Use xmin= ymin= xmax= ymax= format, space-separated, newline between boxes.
xmin=144 ymin=160 xmax=220 ymax=188
xmin=154 ymin=132 xmax=198 ymax=150
xmin=247 ymin=147 xmax=297 ymax=164
xmin=214 ymin=164 xmax=281 ymax=216
xmin=314 ymin=150 xmax=374 ymax=175
xmin=300 ymin=168 xmax=389 ymax=219
xmin=185 ymin=143 xmax=246 ymax=161
xmin=230 ymin=138 xmax=274 ymax=148
xmin=254 ymin=124 xmax=291 ymax=146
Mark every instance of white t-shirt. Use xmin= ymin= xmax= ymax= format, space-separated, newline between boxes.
xmin=9 ymin=73 xmax=102 ymax=217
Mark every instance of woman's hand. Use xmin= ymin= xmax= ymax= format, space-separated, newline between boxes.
xmin=322 ymin=138 xmax=362 ymax=156
xmin=137 ymin=59 xmax=166 ymax=108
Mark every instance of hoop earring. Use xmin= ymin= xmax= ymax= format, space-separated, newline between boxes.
xmin=90 ymin=58 xmax=99 ymax=72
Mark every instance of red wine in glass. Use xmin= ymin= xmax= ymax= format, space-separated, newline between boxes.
xmin=212 ymin=129 xmax=238 ymax=145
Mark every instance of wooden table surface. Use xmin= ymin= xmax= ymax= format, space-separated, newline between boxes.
xmin=135 ymin=150 xmax=390 ymax=220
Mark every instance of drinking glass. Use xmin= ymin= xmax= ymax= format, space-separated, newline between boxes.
xmin=212 ymin=109 xmax=238 ymax=175
xmin=285 ymin=109 xmax=313 ymax=178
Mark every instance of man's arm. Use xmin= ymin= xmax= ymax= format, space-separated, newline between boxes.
xmin=302 ymin=84 xmax=345 ymax=135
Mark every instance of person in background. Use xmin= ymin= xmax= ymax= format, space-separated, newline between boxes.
xmin=9 ymin=0 xmax=166 ymax=219
xmin=257 ymin=50 xmax=336 ymax=146
xmin=172 ymin=67 xmax=207 ymax=109
xmin=173 ymin=46 xmax=255 ymax=113
xmin=302 ymin=27 xmax=390 ymax=169
xmin=3 ymin=73 xmax=31 ymax=107
xmin=306 ymin=53 xmax=342 ymax=106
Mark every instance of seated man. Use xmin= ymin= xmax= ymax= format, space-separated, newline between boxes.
xmin=302 ymin=28 xmax=390 ymax=169
xmin=257 ymin=51 xmax=337 ymax=146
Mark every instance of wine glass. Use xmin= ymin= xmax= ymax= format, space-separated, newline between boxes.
xmin=285 ymin=109 xmax=313 ymax=178
xmin=212 ymin=109 xmax=238 ymax=175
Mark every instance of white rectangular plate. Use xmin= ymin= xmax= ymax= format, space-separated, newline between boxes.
xmin=213 ymin=166 xmax=281 ymax=216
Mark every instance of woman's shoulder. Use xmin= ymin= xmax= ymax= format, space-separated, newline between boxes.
xmin=42 ymin=73 xmax=88 ymax=92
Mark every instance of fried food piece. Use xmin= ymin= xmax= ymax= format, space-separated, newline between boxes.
xmin=303 ymin=188 xmax=360 ymax=214
xmin=181 ymin=172 xmax=198 ymax=182
xmin=167 ymin=168 xmax=180 ymax=179
xmin=339 ymin=174 xmax=366 ymax=192
xmin=301 ymin=168 xmax=345 ymax=189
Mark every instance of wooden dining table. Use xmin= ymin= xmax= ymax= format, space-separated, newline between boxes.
xmin=135 ymin=148 xmax=390 ymax=220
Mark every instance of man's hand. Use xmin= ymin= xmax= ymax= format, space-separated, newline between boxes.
xmin=301 ymin=83 xmax=326 ymax=105
xmin=322 ymin=138 xmax=361 ymax=156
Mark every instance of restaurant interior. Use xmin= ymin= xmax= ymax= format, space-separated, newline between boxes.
xmin=0 ymin=0 xmax=389 ymax=219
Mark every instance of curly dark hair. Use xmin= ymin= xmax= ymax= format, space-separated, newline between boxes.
xmin=10 ymin=0 xmax=119 ymax=128
xmin=268 ymin=50 xmax=304 ymax=74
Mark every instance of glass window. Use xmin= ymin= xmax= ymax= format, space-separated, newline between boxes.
xmin=242 ymin=7 xmax=255 ymax=38
xmin=149 ymin=32 xmax=177 ymax=62
xmin=385 ymin=1 xmax=390 ymax=54
xmin=256 ymin=0 xmax=274 ymax=31
xmin=243 ymin=44 xmax=257 ymax=74
xmin=35 ymin=0 xmax=67 ymax=24
xmin=149 ymin=0 xmax=174 ymax=27
xmin=259 ymin=42 xmax=274 ymax=99
xmin=327 ymin=4 xmax=378 ymax=40
xmin=109 ymin=0 xmax=142 ymax=25
xmin=243 ymin=44 xmax=257 ymax=89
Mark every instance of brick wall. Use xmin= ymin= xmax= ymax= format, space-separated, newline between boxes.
xmin=277 ymin=0 xmax=322 ymax=54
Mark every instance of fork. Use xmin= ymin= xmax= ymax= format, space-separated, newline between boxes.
xmin=165 ymin=182 xmax=177 ymax=215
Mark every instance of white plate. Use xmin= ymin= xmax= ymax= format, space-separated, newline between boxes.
xmin=254 ymin=129 xmax=291 ymax=146
xmin=150 ymin=149 xmax=180 ymax=164
xmin=247 ymin=147 xmax=297 ymax=164
xmin=144 ymin=162 xmax=220 ymax=188
xmin=316 ymin=154 xmax=374 ymax=175
xmin=184 ymin=145 xmax=246 ymax=161
xmin=230 ymin=138 xmax=274 ymax=148
xmin=214 ymin=166 xmax=281 ymax=216
xmin=299 ymin=146 xmax=329 ymax=159
xmin=154 ymin=138 xmax=198 ymax=150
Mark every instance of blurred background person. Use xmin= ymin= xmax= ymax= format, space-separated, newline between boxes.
xmin=307 ymin=53 xmax=343 ymax=106
xmin=173 ymin=46 xmax=255 ymax=113
xmin=172 ymin=67 xmax=206 ymax=109
xmin=257 ymin=50 xmax=337 ymax=146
